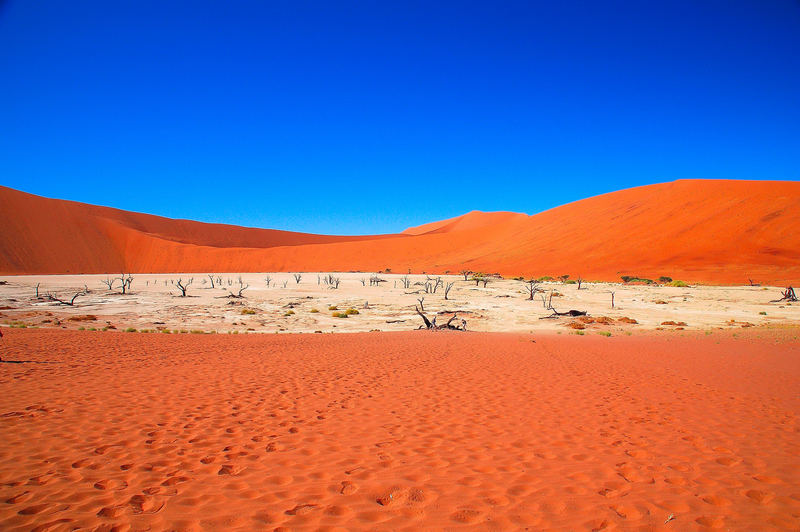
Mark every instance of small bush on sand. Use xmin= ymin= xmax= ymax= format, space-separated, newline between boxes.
xmin=668 ymin=280 xmax=688 ymax=287
xmin=125 ymin=327 xmax=137 ymax=333
xmin=241 ymin=308 xmax=256 ymax=315
xmin=284 ymin=310 xmax=295 ymax=316
xmin=345 ymin=308 xmax=359 ymax=315
xmin=598 ymin=331 xmax=612 ymax=337
xmin=759 ymin=311 xmax=767 ymax=315
xmin=658 ymin=276 xmax=673 ymax=283
xmin=332 ymin=312 xmax=348 ymax=318
xmin=310 ymin=308 xmax=319 ymax=313
xmin=328 ymin=305 xmax=338 ymax=311
xmin=574 ymin=330 xmax=585 ymax=335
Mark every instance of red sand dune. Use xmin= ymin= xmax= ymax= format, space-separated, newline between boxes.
xmin=1 ymin=328 xmax=799 ymax=530
xmin=1 ymin=180 xmax=798 ymax=284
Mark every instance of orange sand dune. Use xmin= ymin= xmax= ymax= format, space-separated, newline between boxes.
xmin=1 ymin=328 xmax=798 ymax=530
xmin=1 ymin=180 xmax=798 ymax=284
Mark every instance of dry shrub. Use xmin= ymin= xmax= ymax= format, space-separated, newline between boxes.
xmin=594 ymin=316 xmax=613 ymax=325
xmin=68 ymin=314 xmax=98 ymax=321
xmin=567 ymin=321 xmax=586 ymax=330
xmin=617 ymin=316 xmax=638 ymax=324
xmin=577 ymin=316 xmax=595 ymax=324
xmin=661 ymin=321 xmax=688 ymax=326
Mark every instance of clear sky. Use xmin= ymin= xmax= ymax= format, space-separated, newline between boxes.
xmin=1 ymin=1 xmax=798 ymax=235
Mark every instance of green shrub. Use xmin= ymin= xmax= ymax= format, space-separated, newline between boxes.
xmin=78 ymin=327 xmax=85 ymax=331
xmin=241 ymin=308 xmax=256 ymax=315
xmin=598 ymin=331 xmax=612 ymax=337
xmin=668 ymin=280 xmax=688 ymax=287
xmin=332 ymin=312 xmax=348 ymax=318
xmin=564 ymin=279 xmax=577 ymax=284
xmin=759 ymin=311 xmax=767 ymax=315
xmin=658 ymin=276 xmax=673 ymax=283
xmin=310 ymin=308 xmax=319 ymax=313
xmin=125 ymin=327 xmax=137 ymax=333
xmin=328 ymin=305 xmax=338 ymax=310
xmin=190 ymin=330 xmax=205 ymax=334
xmin=574 ymin=330 xmax=585 ymax=335
xmin=538 ymin=276 xmax=553 ymax=281
xmin=284 ymin=310 xmax=295 ymax=316
xmin=345 ymin=308 xmax=359 ymax=315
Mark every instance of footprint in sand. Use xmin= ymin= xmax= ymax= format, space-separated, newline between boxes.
xmin=450 ymin=508 xmax=484 ymax=523
xmin=31 ymin=518 xmax=76 ymax=532
xmin=340 ymin=480 xmax=358 ymax=495
xmin=745 ymin=489 xmax=775 ymax=505
xmin=6 ymin=491 xmax=33 ymax=504
xmin=94 ymin=479 xmax=128 ymax=491
xmin=285 ymin=503 xmax=317 ymax=515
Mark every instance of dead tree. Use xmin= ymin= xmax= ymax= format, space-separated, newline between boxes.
xmin=771 ymin=286 xmax=797 ymax=303
xmin=46 ymin=288 xmax=87 ymax=306
xmin=417 ymin=296 xmax=425 ymax=311
xmin=327 ymin=276 xmax=341 ymax=289
xmin=559 ymin=274 xmax=570 ymax=284
xmin=282 ymin=280 xmax=288 ymax=288
xmin=540 ymin=296 xmax=587 ymax=318
xmin=426 ymin=276 xmax=443 ymax=293
xmin=523 ymin=279 xmax=541 ymax=300
xmin=400 ymin=275 xmax=411 ymax=289
xmin=748 ymin=277 xmax=761 ymax=287
xmin=577 ymin=276 xmax=583 ymax=290
xmin=264 ymin=275 xmax=272 ymax=287
xmin=360 ymin=278 xmax=366 ymax=286
xmin=444 ymin=282 xmax=455 ymax=300
xmin=34 ymin=283 xmax=40 ymax=298
xmin=293 ymin=273 xmax=302 ymax=284
xmin=610 ymin=291 xmax=615 ymax=308
xmin=116 ymin=273 xmax=133 ymax=294
xmin=207 ymin=274 xmax=216 ymax=288
xmin=460 ymin=270 xmax=472 ymax=281
xmin=101 ymin=277 xmax=115 ymax=290
xmin=369 ymin=274 xmax=386 ymax=287
xmin=228 ymin=279 xmax=249 ymax=298
xmin=414 ymin=307 xmax=467 ymax=331
xmin=175 ymin=278 xmax=193 ymax=297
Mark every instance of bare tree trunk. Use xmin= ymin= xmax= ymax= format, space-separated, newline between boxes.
xmin=444 ymin=282 xmax=454 ymax=300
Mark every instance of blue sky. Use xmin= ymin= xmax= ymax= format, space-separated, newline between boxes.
xmin=1 ymin=1 xmax=798 ymax=234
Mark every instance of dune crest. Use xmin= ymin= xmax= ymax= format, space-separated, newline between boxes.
xmin=0 ymin=180 xmax=798 ymax=284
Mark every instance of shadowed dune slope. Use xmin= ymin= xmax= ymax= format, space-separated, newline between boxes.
xmin=0 ymin=180 xmax=798 ymax=284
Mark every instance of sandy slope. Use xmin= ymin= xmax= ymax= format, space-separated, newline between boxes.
xmin=1 ymin=180 xmax=799 ymax=284
xmin=1 ymin=328 xmax=799 ymax=531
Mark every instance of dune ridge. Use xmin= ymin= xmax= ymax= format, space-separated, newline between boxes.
xmin=1 ymin=180 xmax=798 ymax=284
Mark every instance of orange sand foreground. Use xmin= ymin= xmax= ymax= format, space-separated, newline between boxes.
xmin=1 ymin=329 xmax=799 ymax=531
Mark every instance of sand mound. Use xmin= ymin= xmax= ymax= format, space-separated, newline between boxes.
xmin=1 ymin=328 xmax=798 ymax=530
xmin=1 ymin=180 xmax=798 ymax=284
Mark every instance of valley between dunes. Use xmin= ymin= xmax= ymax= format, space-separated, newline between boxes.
xmin=1 ymin=179 xmax=799 ymax=285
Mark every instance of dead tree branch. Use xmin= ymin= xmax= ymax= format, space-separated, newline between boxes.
xmin=771 ymin=286 xmax=797 ymax=303
xmin=46 ymin=288 xmax=87 ymax=306
xmin=523 ymin=279 xmax=541 ymax=300
xmin=414 ymin=307 xmax=467 ymax=331
xmin=444 ymin=282 xmax=455 ymax=300
xmin=175 ymin=278 xmax=193 ymax=297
